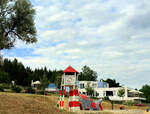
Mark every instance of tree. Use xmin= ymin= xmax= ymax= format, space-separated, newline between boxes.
xmin=117 ymin=88 xmax=125 ymax=100
xmin=85 ymin=86 xmax=94 ymax=96
xmin=0 ymin=54 xmax=2 ymax=65
xmin=54 ymin=72 xmax=63 ymax=89
xmin=140 ymin=84 xmax=150 ymax=103
xmin=0 ymin=54 xmax=2 ymax=70
xmin=49 ymin=70 xmax=63 ymax=88
xmin=1 ymin=58 xmax=31 ymax=86
xmin=78 ymin=65 xmax=97 ymax=81
xmin=0 ymin=71 xmax=10 ymax=83
xmin=85 ymin=82 xmax=94 ymax=96
xmin=0 ymin=0 xmax=37 ymax=50
xmin=105 ymin=78 xmax=120 ymax=87
xmin=40 ymin=74 xmax=49 ymax=90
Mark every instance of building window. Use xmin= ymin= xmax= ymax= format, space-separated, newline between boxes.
xmin=96 ymin=92 xmax=99 ymax=96
xmin=92 ymin=84 xmax=94 ymax=88
xmin=106 ymin=91 xmax=113 ymax=96
xmin=92 ymin=83 xmax=97 ymax=88
xmin=80 ymin=83 xmax=84 ymax=89
xmin=103 ymin=92 xmax=106 ymax=96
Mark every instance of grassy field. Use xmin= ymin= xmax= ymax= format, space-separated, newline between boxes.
xmin=0 ymin=92 xmax=148 ymax=114
xmin=102 ymin=101 xmax=146 ymax=110
xmin=0 ymin=92 xmax=74 ymax=114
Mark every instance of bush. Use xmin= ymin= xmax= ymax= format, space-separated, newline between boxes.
xmin=37 ymin=90 xmax=45 ymax=95
xmin=91 ymin=97 xmax=98 ymax=100
xmin=2 ymin=83 xmax=11 ymax=89
xmin=85 ymin=86 xmax=94 ymax=96
xmin=11 ymin=85 xmax=22 ymax=93
xmin=103 ymin=96 xmax=110 ymax=101
xmin=26 ymin=87 xmax=35 ymax=94
xmin=0 ymin=85 xmax=4 ymax=92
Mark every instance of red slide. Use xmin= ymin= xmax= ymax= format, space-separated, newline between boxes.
xmin=99 ymin=104 xmax=103 ymax=110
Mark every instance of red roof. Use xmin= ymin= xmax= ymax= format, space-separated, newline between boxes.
xmin=64 ymin=66 xmax=78 ymax=73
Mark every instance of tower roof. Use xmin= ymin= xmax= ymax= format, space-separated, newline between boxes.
xmin=64 ymin=66 xmax=78 ymax=73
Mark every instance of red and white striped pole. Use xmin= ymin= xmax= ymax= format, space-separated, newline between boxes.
xmin=59 ymin=89 xmax=62 ymax=109
xmin=61 ymin=89 xmax=65 ymax=109
xmin=59 ymin=87 xmax=65 ymax=109
xmin=68 ymin=87 xmax=80 ymax=111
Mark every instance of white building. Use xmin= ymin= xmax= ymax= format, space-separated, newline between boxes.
xmin=31 ymin=80 xmax=40 ymax=88
xmin=78 ymin=81 xmax=145 ymax=102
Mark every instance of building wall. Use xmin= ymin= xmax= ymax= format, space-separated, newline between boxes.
xmin=78 ymin=81 xmax=145 ymax=102
xmin=79 ymin=81 xmax=108 ymax=89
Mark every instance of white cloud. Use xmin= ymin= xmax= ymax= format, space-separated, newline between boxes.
xmin=78 ymin=41 xmax=88 ymax=45
xmin=2 ymin=0 xmax=150 ymax=89
xmin=102 ymin=51 xmax=124 ymax=58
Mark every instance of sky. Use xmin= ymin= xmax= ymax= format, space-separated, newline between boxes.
xmin=2 ymin=0 xmax=150 ymax=89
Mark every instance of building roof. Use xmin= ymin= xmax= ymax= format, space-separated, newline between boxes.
xmin=48 ymin=83 xmax=57 ymax=88
xmin=64 ymin=66 xmax=78 ymax=73
xmin=129 ymin=89 xmax=143 ymax=94
xmin=32 ymin=81 xmax=40 ymax=85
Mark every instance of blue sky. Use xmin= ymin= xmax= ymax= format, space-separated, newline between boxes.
xmin=2 ymin=0 xmax=150 ymax=89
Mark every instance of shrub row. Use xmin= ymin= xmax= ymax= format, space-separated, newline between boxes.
xmin=11 ymin=85 xmax=22 ymax=93
xmin=0 ymin=85 xmax=4 ymax=92
xmin=0 ymin=83 xmax=49 ymax=95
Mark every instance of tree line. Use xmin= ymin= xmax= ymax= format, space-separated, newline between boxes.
xmin=0 ymin=58 xmax=63 ymax=87
xmin=0 ymin=58 xmax=121 ymax=87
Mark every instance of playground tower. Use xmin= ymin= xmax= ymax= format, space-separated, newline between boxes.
xmin=59 ymin=66 xmax=80 ymax=111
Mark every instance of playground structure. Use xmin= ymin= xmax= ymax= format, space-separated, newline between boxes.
xmin=59 ymin=66 xmax=103 ymax=111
